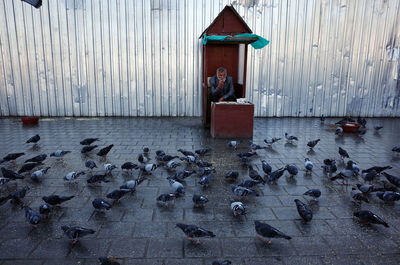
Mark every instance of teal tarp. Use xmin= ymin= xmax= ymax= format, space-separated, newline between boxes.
xmin=202 ymin=33 xmax=270 ymax=49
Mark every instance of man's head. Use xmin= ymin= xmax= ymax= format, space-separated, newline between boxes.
xmin=216 ymin=67 xmax=227 ymax=81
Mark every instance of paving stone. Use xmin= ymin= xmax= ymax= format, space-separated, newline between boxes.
xmin=107 ymin=239 xmax=147 ymax=258
xmin=146 ymin=238 xmax=183 ymax=258
xmin=184 ymin=238 xmax=222 ymax=258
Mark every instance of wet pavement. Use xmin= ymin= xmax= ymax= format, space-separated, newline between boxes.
xmin=0 ymin=117 xmax=399 ymax=265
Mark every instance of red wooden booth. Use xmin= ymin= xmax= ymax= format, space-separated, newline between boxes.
xmin=200 ymin=5 xmax=257 ymax=138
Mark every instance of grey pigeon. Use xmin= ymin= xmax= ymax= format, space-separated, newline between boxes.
xmin=61 ymin=225 xmax=95 ymax=245
xmin=25 ymin=154 xmax=47 ymax=163
xmin=104 ymin=164 xmax=117 ymax=174
xmin=157 ymin=155 xmax=179 ymax=162
xmin=80 ymin=138 xmax=99 ymax=145
xmin=50 ymin=150 xmax=71 ymax=157
xmin=199 ymin=174 xmax=212 ymax=187
xmin=225 ymin=171 xmax=239 ymax=182
xmin=120 ymin=179 xmax=144 ymax=192
xmin=195 ymin=148 xmax=212 ymax=155
xmin=166 ymin=160 xmax=181 ymax=170
xmin=85 ymin=160 xmax=97 ymax=172
xmin=254 ymin=221 xmax=291 ymax=245
xmin=382 ymin=172 xmax=400 ymax=187
xmin=192 ymin=194 xmax=208 ymax=208
xmin=178 ymin=149 xmax=195 ymax=157
xmin=23 ymin=206 xmax=42 ymax=227
xmin=140 ymin=163 xmax=158 ymax=175
xmin=264 ymin=137 xmax=281 ymax=146
xmin=304 ymin=158 xmax=313 ymax=172
xmin=351 ymin=188 xmax=369 ymax=204
xmin=18 ymin=162 xmax=42 ymax=174
xmin=179 ymin=155 xmax=197 ymax=164
xmin=284 ymin=132 xmax=298 ymax=142
xmin=373 ymin=125 xmax=383 ymax=131
xmin=261 ymin=160 xmax=272 ymax=175
xmin=307 ymin=139 xmax=320 ymax=149
xmin=285 ymin=165 xmax=298 ymax=177
xmin=227 ymin=140 xmax=239 ymax=150
xmin=230 ymin=198 xmax=246 ymax=216
xmin=338 ymin=147 xmax=349 ymax=159
xmin=170 ymin=170 xmax=197 ymax=182
xmin=248 ymin=165 xmax=265 ymax=183
xmin=1 ymin=167 xmax=25 ymax=179
xmin=42 ymin=195 xmax=74 ymax=206
xmin=231 ymin=184 xmax=258 ymax=199
xmin=157 ymin=193 xmax=176 ymax=207
xmin=81 ymin=145 xmax=98 ymax=154
xmin=176 ymin=223 xmax=215 ymax=244
xmin=26 ymin=134 xmax=40 ymax=144
xmin=303 ymin=189 xmax=321 ymax=201
xmin=362 ymin=170 xmax=377 ymax=182
xmin=92 ymin=198 xmax=112 ymax=212
xmin=354 ymin=210 xmax=389 ymax=227
xmin=96 ymin=144 xmax=114 ymax=157
xmin=356 ymin=184 xmax=376 ymax=195
xmin=294 ymin=199 xmax=313 ymax=223
xmin=30 ymin=167 xmax=51 ymax=182
xmin=138 ymin=153 xmax=150 ymax=164
xmin=249 ymin=141 xmax=266 ymax=151
xmin=198 ymin=167 xmax=216 ymax=176
xmin=268 ymin=167 xmax=286 ymax=183
xmin=335 ymin=126 xmax=343 ymax=135
xmin=0 ymin=152 xmax=25 ymax=164
xmin=106 ymin=189 xmax=130 ymax=203
xmin=376 ymin=191 xmax=400 ymax=203
xmin=238 ymin=179 xmax=263 ymax=189
xmin=196 ymin=160 xmax=213 ymax=167
xmin=63 ymin=171 xmax=85 ymax=183
xmin=167 ymin=178 xmax=185 ymax=196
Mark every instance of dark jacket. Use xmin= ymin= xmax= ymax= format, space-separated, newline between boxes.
xmin=210 ymin=75 xmax=235 ymax=100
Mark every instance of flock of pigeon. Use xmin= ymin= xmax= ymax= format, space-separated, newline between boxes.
xmin=1 ymin=117 xmax=400 ymax=265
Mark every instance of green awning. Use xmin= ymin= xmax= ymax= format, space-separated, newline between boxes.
xmin=202 ymin=33 xmax=270 ymax=49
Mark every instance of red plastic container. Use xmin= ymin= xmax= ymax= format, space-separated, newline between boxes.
xmin=341 ymin=122 xmax=360 ymax=133
xmin=21 ymin=116 xmax=39 ymax=124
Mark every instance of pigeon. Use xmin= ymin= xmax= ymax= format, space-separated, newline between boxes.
xmin=356 ymin=129 xmax=367 ymax=136
xmin=18 ymin=162 xmax=43 ymax=174
xmin=1 ymin=186 xmax=30 ymax=205
xmin=307 ymin=139 xmax=320 ymax=149
xmin=284 ymin=132 xmax=298 ymax=142
xmin=63 ymin=171 xmax=85 ymax=183
xmin=26 ymin=134 xmax=40 ymax=144
xmin=230 ymin=198 xmax=246 ymax=216
xmin=320 ymin=115 xmax=326 ymax=123
xmin=212 ymin=261 xmax=232 ymax=265
xmin=249 ymin=141 xmax=266 ymax=151
xmin=120 ymin=179 xmax=143 ymax=192
xmin=303 ymin=189 xmax=321 ymax=201
xmin=227 ymin=140 xmax=239 ymax=150
xmin=350 ymin=188 xmax=369 ymax=204
xmin=39 ymin=203 xmax=51 ymax=218
xmin=92 ymin=198 xmax=112 ymax=212
xmin=376 ymin=191 xmax=400 ymax=203
xmin=85 ymin=160 xmax=97 ymax=172
xmin=179 ymin=155 xmax=197 ymax=164
xmin=61 ymin=225 xmax=95 ymax=244
xmin=121 ymin=162 xmax=139 ymax=171
xmin=240 ymin=156 xmax=250 ymax=168
xmin=356 ymin=184 xmax=376 ymax=195
xmin=157 ymin=193 xmax=176 ymax=207
xmin=166 ymin=160 xmax=181 ymax=170
xmin=30 ymin=167 xmax=51 ymax=182
xmin=175 ymin=223 xmax=215 ymax=244
xmin=225 ymin=171 xmax=239 ymax=182
xmin=195 ymin=148 xmax=212 ymax=155
xmin=335 ymin=126 xmax=343 ymax=136
xmin=198 ymin=174 xmax=212 ymax=187
xmin=42 ymin=195 xmax=74 ymax=206
xmin=373 ymin=125 xmax=383 ymax=131
xmin=362 ymin=166 xmax=392 ymax=175
xmin=106 ymin=189 xmax=130 ymax=203
xmin=285 ymin=165 xmax=298 ymax=177
xmin=138 ymin=153 xmax=150 ymax=164
xmin=167 ymin=178 xmax=185 ymax=196
xmin=178 ymin=149 xmax=195 ymax=157
xmin=0 ymin=152 xmax=25 ymax=164
xmin=254 ymin=221 xmax=291 ymax=244
xmin=321 ymin=159 xmax=337 ymax=176
xmin=155 ymin=150 xmax=166 ymax=157
xmin=378 ymin=180 xmax=398 ymax=192
xmin=335 ymin=117 xmax=355 ymax=125
xmin=237 ymin=151 xmax=257 ymax=158
xmin=23 ymin=206 xmax=42 ymax=228
xmin=50 ymin=150 xmax=71 ymax=157
xmin=142 ymin=147 xmax=150 ymax=156
xmin=357 ymin=117 xmax=367 ymax=127
xmin=304 ymin=158 xmax=313 ymax=173
xmin=25 ymin=154 xmax=47 ymax=163
xmin=104 ymin=164 xmax=117 ymax=174
xmin=196 ymin=160 xmax=213 ymax=167
xmin=157 ymin=155 xmax=179 ymax=162
xmin=139 ymin=163 xmax=158 ymax=175
xmin=338 ymin=147 xmax=349 ymax=159
xmin=96 ymin=144 xmax=114 ymax=157
xmin=268 ymin=168 xmax=286 ymax=183
xmin=362 ymin=170 xmax=377 ymax=182
xmin=231 ymin=184 xmax=258 ymax=200
xmin=0 ymin=177 xmax=11 ymax=187
xmin=80 ymin=138 xmax=99 ymax=145
xmin=238 ymin=179 xmax=263 ymax=188
xmin=1 ymin=167 xmax=25 ymax=179
xmin=392 ymin=146 xmax=400 ymax=153
xmin=294 ymin=199 xmax=313 ymax=223
xmin=81 ymin=145 xmax=98 ymax=154
xmin=353 ymin=210 xmax=389 ymax=227
xmin=264 ymin=137 xmax=281 ymax=146
xmin=248 ymin=165 xmax=265 ymax=183
xmin=349 ymin=161 xmax=360 ymax=175
xmin=261 ymin=160 xmax=272 ymax=175
xmin=98 ymin=257 xmax=121 ymax=265
xmin=331 ymin=162 xmax=356 ymax=185
xmin=170 ymin=170 xmax=197 ymax=182
xmin=382 ymin=172 xmax=400 ymax=187
xmin=198 ymin=167 xmax=216 ymax=176
xmin=192 ymin=194 xmax=208 ymax=208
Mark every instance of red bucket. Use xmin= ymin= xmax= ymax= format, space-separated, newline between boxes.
xmin=21 ymin=116 xmax=39 ymax=124
xmin=341 ymin=122 xmax=360 ymax=133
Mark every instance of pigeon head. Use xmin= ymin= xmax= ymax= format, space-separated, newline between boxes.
xmin=175 ymin=223 xmax=186 ymax=230
xmin=61 ymin=225 xmax=70 ymax=232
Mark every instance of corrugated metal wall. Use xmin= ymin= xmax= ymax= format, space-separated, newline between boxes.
xmin=0 ymin=0 xmax=399 ymax=117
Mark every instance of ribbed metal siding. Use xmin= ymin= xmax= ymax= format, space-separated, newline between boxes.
xmin=0 ymin=0 xmax=399 ymax=117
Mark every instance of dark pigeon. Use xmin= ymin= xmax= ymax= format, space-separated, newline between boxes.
xmin=303 ymin=189 xmax=321 ymax=201
xmin=225 ymin=171 xmax=239 ymax=182
xmin=121 ymin=162 xmax=139 ymax=171
xmin=80 ymin=138 xmax=99 ymax=145
xmin=198 ymin=174 xmax=212 ymax=187
xmin=238 ymin=179 xmax=263 ymax=189
xmin=248 ymin=165 xmax=265 ymax=183
xmin=85 ymin=160 xmax=97 ymax=172
xmin=195 ymin=148 xmax=212 ymax=155
xmin=39 ymin=203 xmax=51 ymax=217
xmin=376 ymin=191 xmax=400 ymax=203
xmin=106 ymin=189 xmax=130 ymax=202
xmin=61 ymin=225 xmax=95 ymax=244
xmin=176 ymin=223 xmax=215 ymax=244
xmin=362 ymin=166 xmax=392 ymax=175
xmin=338 ymin=147 xmax=349 ymax=159
xmin=170 ymin=170 xmax=196 ymax=182
xmin=81 ymin=145 xmax=98 ymax=154
xmin=0 ymin=186 xmax=30 ymax=205
xmin=26 ymin=134 xmax=40 ymax=144
xmin=254 ymin=221 xmax=291 ymax=244
xmin=1 ymin=167 xmax=25 ymax=179
xmin=294 ymin=199 xmax=313 ymax=223
xmin=96 ymin=144 xmax=114 ymax=157
xmin=0 ymin=152 xmax=25 ymax=164
xmin=192 ymin=194 xmax=208 ymax=208
xmin=92 ymin=198 xmax=112 ymax=212
xmin=382 ymin=172 xmax=400 ymax=187
xmin=25 ymin=154 xmax=47 ymax=163
xmin=23 ymin=206 xmax=42 ymax=227
xmin=285 ymin=164 xmax=298 ymax=177
xmin=212 ymin=261 xmax=232 ymax=265
xmin=196 ymin=160 xmax=213 ymax=167
xmin=178 ymin=149 xmax=195 ymax=157
xmin=351 ymin=188 xmax=369 ymax=204
xmin=261 ymin=160 xmax=272 ymax=175
xmin=157 ymin=193 xmax=176 ymax=206
xmin=18 ymin=162 xmax=42 ymax=174
xmin=268 ymin=167 xmax=286 ymax=183
xmin=42 ymin=195 xmax=74 ymax=206
xmin=354 ymin=210 xmax=389 ymax=227
xmin=98 ymin=257 xmax=121 ymax=265
xmin=307 ymin=139 xmax=320 ymax=149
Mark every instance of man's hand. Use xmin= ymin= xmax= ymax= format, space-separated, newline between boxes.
xmin=217 ymin=79 xmax=224 ymax=89
xmin=218 ymin=97 xmax=224 ymax=102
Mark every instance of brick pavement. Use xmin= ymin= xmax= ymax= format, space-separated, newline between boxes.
xmin=0 ymin=117 xmax=399 ymax=265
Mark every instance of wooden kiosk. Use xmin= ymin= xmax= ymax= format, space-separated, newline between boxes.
xmin=200 ymin=5 xmax=257 ymax=138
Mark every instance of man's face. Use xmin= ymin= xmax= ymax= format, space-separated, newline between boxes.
xmin=217 ymin=71 xmax=227 ymax=81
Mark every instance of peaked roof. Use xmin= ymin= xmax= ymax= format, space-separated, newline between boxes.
xmin=199 ymin=5 xmax=252 ymax=38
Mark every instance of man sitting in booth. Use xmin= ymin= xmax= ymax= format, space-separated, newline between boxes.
xmin=210 ymin=67 xmax=236 ymax=102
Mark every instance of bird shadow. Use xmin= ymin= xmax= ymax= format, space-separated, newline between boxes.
xmin=373 ymin=131 xmax=382 ymax=138
xmin=306 ymin=149 xmax=316 ymax=156
xmin=334 ymin=136 xmax=345 ymax=144
xmin=285 ymin=176 xmax=297 ymax=185
xmin=284 ymin=143 xmax=297 ymax=149
xmin=265 ymin=147 xmax=279 ymax=154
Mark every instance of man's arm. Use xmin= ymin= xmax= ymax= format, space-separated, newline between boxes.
xmin=223 ymin=76 xmax=235 ymax=99
xmin=210 ymin=76 xmax=220 ymax=95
